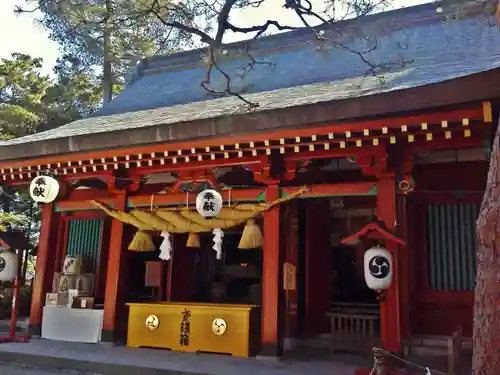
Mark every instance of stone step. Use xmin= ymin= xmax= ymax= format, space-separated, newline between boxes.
xmin=405 ymin=335 xmax=472 ymax=358
xmin=0 ymin=319 xmax=29 ymax=335
xmin=0 ymin=318 xmax=29 ymax=329
xmin=292 ymin=333 xmax=473 ymax=357
xmin=407 ymin=335 xmax=472 ymax=349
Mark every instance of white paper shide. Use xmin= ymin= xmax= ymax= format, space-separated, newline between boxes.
xmin=212 ymin=228 xmax=224 ymax=259
xmin=159 ymin=231 xmax=172 ymax=260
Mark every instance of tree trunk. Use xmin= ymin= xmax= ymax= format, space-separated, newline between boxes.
xmin=473 ymin=118 xmax=500 ymax=375
xmin=102 ymin=0 xmax=113 ymax=105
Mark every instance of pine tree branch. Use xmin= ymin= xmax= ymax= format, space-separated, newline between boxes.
xmin=225 ymin=20 xmax=299 ymax=39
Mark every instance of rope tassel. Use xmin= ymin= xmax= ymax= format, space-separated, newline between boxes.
xmin=238 ymin=219 xmax=263 ymax=249
xmin=129 ymin=230 xmax=155 ymax=252
xmin=186 ymin=232 xmax=200 ymax=248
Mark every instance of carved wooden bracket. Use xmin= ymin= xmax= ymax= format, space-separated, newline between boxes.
xmin=400 ymin=154 xmax=414 ymax=175
xmin=283 ymin=160 xmax=299 ymax=182
xmin=170 ymin=169 xmax=218 ymax=192
xmin=356 ymin=154 xmax=388 ymax=177
xmin=356 ymin=146 xmax=414 ymax=178
xmin=250 ymin=161 xmax=279 ymax=185
xmin=250 ymin=156 xmax=299 ymax=184
xmin=107 ymin=173 xmax=142 ymax=195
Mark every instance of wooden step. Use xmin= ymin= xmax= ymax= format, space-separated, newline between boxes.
xmin=407 ymin=335 xmax=472 ymax=352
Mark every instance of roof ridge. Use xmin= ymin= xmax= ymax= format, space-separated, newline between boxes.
xmin=127 ymin=0 xmax=485 ymax=84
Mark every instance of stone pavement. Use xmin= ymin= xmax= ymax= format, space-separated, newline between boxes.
xmin=0 ymin=338 xmax=368 ymax=375
xmin=0 ymin=361 xmax=98 ymax=375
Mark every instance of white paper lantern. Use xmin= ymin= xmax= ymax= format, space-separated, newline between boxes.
xmin=364 ymin=246 xmax=393 ymax=291
xmin=196 ymin=189 xmax=223 ymax=218
xmin=29 ymin=175 xmax=60 ymax=203
xmin=0 ymin=250 xmax=18 ymax=282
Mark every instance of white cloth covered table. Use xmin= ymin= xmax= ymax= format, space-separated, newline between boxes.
xmin=41 ymin=306 xmax=104 ymax=343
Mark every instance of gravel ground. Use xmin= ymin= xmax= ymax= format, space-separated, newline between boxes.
xmin=0 ymin=362 xmax=100 ymax=375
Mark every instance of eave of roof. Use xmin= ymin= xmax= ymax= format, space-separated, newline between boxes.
xmin=0 ymin=68 xmax=499 ymax=164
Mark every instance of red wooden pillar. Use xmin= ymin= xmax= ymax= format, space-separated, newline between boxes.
xmin=396 ymin=195 xmax=411 ymax=343
xmin=377 ymin=176 xmax=402 ymax=352
xmin=29 ymin=203 xmax=57 ymax=335
xmin=102 ymin=192 xmax=127 ymax=342
xmin=260 ymin=185 xmax=282 ymax=357
xmin=304 ymin=199 xmax=331 ymax=334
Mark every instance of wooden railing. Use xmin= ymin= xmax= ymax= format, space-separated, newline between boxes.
xmin=448 ymin=325 xmax=463 ymax=375
xmin=327 ymin=303 xmax=380 ymax=354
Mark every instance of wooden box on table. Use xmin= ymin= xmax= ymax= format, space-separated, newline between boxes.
xmin=126 ymin=302 xmax=260 ymax=357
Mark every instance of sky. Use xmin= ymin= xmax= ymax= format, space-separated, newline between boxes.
xmin=0 ymin=0 xmax=429 ymax=76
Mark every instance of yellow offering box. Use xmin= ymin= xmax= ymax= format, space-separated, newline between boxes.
xmin=126 ymin=302 xmax=261 ymax=357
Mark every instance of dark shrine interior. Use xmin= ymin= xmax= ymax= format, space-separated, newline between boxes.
xmin=122 ymin=194 xmax=379 ymax=316
xmin=124 ymin=227 xmax=263 ymax=306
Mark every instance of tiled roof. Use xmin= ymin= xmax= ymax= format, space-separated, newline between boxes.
xmin=1 ymin=0 xmax=499 ymax=147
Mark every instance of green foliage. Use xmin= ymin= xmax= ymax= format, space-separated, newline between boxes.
xmin=0 ymin=53 xmax=98 ymax=246
xmin=0 ymin=285 xmax=33 ymax=318
xmin=0 ymin=53 xmax=51 ymax=139
xmin=41 ymin=54 xmax=105 ymax=130
xmin=0 ymin=104 xmax=39 ymax=140
xmin=0 ymin=52 xmax=104 ymax=138
xmin=0 ymin=212 xmax=28 ymax=232
xmin=22 ymin=0 xmax=186 ymax=88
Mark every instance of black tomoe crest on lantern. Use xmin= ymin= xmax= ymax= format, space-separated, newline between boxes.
xmin=364 ymin=246 xmax=393 ymax=291
xmin=0 ymin=250 xmax=18 ymax=282
xmin=368 ymin=255 xmax=390 ymax=279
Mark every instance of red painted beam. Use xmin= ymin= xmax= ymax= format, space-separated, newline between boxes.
xmin=56 ymin=184 xmax=378 ymax=211
xmin=406 ymin=132 xmax=486 ymax=153
xmin=56 ymin=199 xmax=113 ymax=212
xmin=128 ymin=187 xmax=266 ymax=207
xmin=340 ymin=222 xmax=407 ymax=246
xmin=285 ymin=146 xmax=384 ymax=161
xmin=282 ymin=182 xmax=376 ymax=197
xmin=68 ymin=189 xmax=111 ymax=201
xmin=55 ymin=187 xmax=267 ymax=211
xmin=0 ymin=106 xmax=484 ymax=170
xmin=133 ymin=156 xmax=264 ymax=176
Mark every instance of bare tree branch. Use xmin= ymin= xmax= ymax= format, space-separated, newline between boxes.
xmin=23 ymin=0 xmax=401 ymax=110
xmin=215 ymin=0 xmax=239 ymax=43
xmin=226 ymin=20 xmax=299 ymax=39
